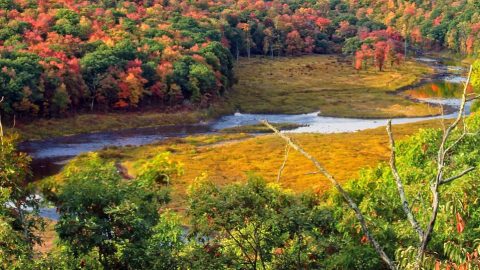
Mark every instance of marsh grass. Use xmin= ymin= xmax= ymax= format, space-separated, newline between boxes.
xmin=66 ymin=119 xmax=448 ymax=209
xmin=229 ymin=55 xmax=439 ymax=117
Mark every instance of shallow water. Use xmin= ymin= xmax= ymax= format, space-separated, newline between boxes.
xmin=212 ymin=99 xmax=471 ymax=134
xmin=403 ymin=80 xmax=466 ymax=99
xmin=20 ymin=125 xmax=211 ymax=160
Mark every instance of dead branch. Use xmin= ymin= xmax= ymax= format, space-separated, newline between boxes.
xmin=444 ymin=120 xmax=466 ymax=155
xmin=387 ymin=120 xmax=424 ymax=241
xmin=415 ymin=65 xmax=475 ymax=267
xmin=277 ymin=143 xmax=290 ymax=183
xmin=440 ymin=167 xmax=476 ymax=185
xmin=261 ymin=120 xmax=397 ymax=270
xmin=466 ymin=94 xmax=480 ymax=102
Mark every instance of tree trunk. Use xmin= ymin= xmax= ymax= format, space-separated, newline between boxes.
xmin=404 ymin=36 xmax=408 ymax=58
xmin=236 ymin=41 xmax=239 ymax=61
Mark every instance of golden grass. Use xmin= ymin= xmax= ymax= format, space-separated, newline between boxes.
xmin=229 ymin=55 xmax=439 ymax=117
xmin=94 ymin=119 xmax=448 ymax=209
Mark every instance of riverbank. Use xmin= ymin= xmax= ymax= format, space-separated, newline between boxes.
xmin=9 ymin=102 xmax=235 ymax=141
xmin=10 ymin=55 xmax=436 ymax=141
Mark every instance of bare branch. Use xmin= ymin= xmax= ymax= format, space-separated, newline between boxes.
xmin=440 ymin=167 xmax=476 ymax=185
xmin=262 ymin=120 xmax=397 ymax=270
xmin=416 ymin=65 xmax=473 ymax=267
xmin=466 ymin=93 xmax=480 ymax=102
xmin=387 ymin=120 xmax=424 ymax=241
xmin=442 ymin=66 xmax=472 ymax=143
xmin=467 ymin=95 xmax=480 ymax=102
xmin=444 ymin=110 xmax=467 ymax=155
xmin=277 ymin=143 xmax=290 ymax=183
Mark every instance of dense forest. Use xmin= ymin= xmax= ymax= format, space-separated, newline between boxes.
xmin=1 ymin=0 xmax=479 ymax=118
xmin=2 ymin=0 xmax=480 ymax=269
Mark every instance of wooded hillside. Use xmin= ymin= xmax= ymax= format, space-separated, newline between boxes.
xmin=1 ymin=0 xmax=477 ymax=118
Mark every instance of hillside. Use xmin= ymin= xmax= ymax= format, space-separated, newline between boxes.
xmin=1 ymin=0 xmax=478 ymax=119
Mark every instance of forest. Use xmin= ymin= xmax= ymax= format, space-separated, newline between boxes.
xmin=0 ymin=0 xmax=479 ymax=118
xmin=1 ymin=0 xmax=480 ymax=269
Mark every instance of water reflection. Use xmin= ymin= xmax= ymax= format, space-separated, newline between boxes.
xmin=403 ymin=81 xmax=469 ymax=99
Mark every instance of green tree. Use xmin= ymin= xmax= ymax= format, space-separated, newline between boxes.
xmin=53 ymin=9 xmax=81 ymax=36
xmin=189 ymin=63 xmax=216 ymax=98
xmin=342 ymin=37 xmax=362 ymax=55
xmin=187 ymin=176 xmax=333 ymax=269
xmin=0 ymin=52 xmax=43 ymax=116
xmin=53 ymin=152 xmax=183 ymax=269
xmin=0 ymin=129 xmax=43 ymax=269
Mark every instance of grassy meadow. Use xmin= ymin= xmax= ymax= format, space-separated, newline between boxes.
xmin=229 ymin=55 xmax=439 ymax=117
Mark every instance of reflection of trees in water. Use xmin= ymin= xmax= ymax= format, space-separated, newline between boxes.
xmin=405 ymin=81 xmax=469 ymax=98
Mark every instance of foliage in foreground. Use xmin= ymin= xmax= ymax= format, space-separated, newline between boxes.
xmin=40 ymin=152 xmax=183 ymax=269
xmin=329 ymin=113 xmax=480 ymax=269
xmin=0 ymin=134 xmax=44 ymax=269
xmin=3 ymin=109 xmax=480 ymax=269
xmin=182 ymin=112 xmax=480 ymax=269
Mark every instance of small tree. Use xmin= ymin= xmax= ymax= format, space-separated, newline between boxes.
xmin=0 ymin=100 xmax=43 ymax=268
xmin=54 ymin=152 xmax=183 ymax=269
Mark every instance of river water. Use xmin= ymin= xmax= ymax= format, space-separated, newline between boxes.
xmin=19 ymin=57 xmax=470 ymax=219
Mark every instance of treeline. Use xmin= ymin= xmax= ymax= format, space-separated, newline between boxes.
xmin=0 ymin=0 xmax=405 ymax=118
xmin=3 ymin=112 xmax=480 ymax=269
xmin=351 ymin=0 xmax=480 ymax=55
